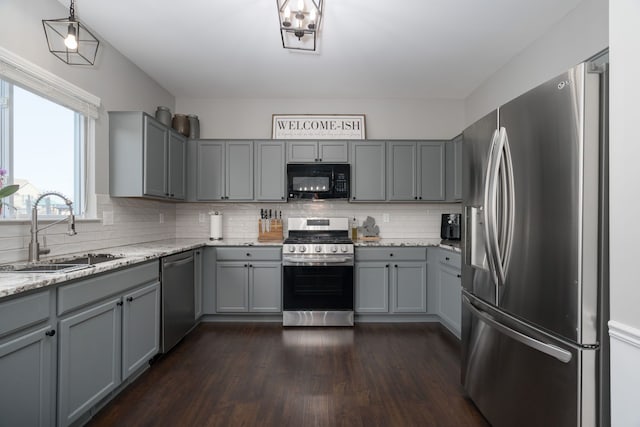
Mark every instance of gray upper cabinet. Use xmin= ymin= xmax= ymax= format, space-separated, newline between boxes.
xmin=255 ymin=140 xmax=286 ymax=201
xmin=195 ymin=140 xmax=225 ymax=200
xmin=417 ymin=141 xmax=445 ymax=201
xmin=189 ymin=140 xmax=253 ymax=201
xmin=387 ymin=141 xmax=418 ymax=200
xmin=287 ymin=140 xmax=348 ymax=163
xmin=109 ymin=111 xmax=186 ymax=201
xmin=350 ymin=141 xmax=386 ymax=201
xmin=387 ymin=140 xmax=445 ymax=201
xmin=226 ymin=141 xmax=254 ymax=200
xmin=445 ymin=135 xmax=463 ymax=201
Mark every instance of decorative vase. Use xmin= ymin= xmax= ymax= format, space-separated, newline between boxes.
xmin=187 ymin=114 xmax=200 ymax=139
xmin=172 ymin=114 xmax=190 ymax=137
xmin=155 ymin=106 xmax=172 ymax=127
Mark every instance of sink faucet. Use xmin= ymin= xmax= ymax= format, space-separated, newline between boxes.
xmin=29 ymin=192 xmax=77 ymax=262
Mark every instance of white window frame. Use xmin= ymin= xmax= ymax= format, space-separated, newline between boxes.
xmin=0 ymin=47 xmax=100 ymax=219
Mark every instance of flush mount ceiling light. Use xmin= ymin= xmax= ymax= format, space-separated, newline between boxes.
xmin=42 ymin=0 xmax=99 ymax=66
xmin=277 ymin=0 xmax=323 ymax=51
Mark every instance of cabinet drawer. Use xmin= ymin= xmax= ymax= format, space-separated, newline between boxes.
xmin=437 ymin=249 xmax=461 ymax=269
xmin=0 ymin=290 xmax=51 ymax=338
xmin=355 ymin=247 xmax=426 ymax=261
xmin=215 ymin=247 xmax=282 ymax=261
xmin=58 ymin=261 xmax=159 ymax=316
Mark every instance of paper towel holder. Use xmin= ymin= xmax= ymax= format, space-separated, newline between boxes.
xmin=209 ymin=211 xmax=223 ymax=241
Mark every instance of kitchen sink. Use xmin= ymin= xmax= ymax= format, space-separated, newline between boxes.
xmin=0 ymin=253 xmax=124 ymax=274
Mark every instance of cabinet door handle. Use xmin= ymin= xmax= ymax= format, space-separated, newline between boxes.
xmin=385 ymin=264 xmax=389 ymax=268
xmin=395 ymin=264 xmax=398 ymax=268
xmin=126 ymin=296 xmax=134 ymax=302
xmin=170 ymin=193 xmax=175 ymax=197
xmin=445 ymin=257 xmax=450 ymax=261
xmin=45 ymin=330 xmax=56 ymax=337
xmin=353 ymin=197 xmax=356 ymax=200
xmin=389 ymin=253 xmax=394 ymax=257
xmin=249 ymin=264 xmax=253 ymax=268
xmin=246 ymin=253 xmax=251 ymax=256
xmin=244 ymin=264 xmax=248 ymax=267
xmin=281 ymin=197 xmax=285 ymax=200
xmin=414 ymin=196 xmax=418 ymax=200
xmin=419 ymin=197 xmax=422 ymax=200
xmin=116 ymin=301 xmax=123 ymax=306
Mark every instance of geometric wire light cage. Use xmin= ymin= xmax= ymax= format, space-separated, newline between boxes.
xmin=42 ymin=0 xmax=99 ymax=66
xmin=276 ymin=0 xmax=323 ymax=51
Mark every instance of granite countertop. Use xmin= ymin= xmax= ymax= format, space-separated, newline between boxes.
xmin=354 ymin=238 xmax=461 ymax=252
xmin=0 ymin=237 xmax=458 ymax=300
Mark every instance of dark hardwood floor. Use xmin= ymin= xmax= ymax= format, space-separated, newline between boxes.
xmin=89 ymin=323 xmax=488 ymax=427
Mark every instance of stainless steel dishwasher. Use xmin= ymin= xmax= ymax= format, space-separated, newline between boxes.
xmin=161 ymin=250 xmax=195 ymax=353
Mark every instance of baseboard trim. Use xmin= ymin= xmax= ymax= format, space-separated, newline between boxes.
xmin=608 ymin=320 xmax=640 ymax=349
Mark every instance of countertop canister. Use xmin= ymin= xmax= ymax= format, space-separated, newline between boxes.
xmin=155 ymin=106 xmax=172 ymax=127
xmin=172 ymin=114 xmax=190 ymax=137
xmin=187 ymin=115 xmax=200 ymax=139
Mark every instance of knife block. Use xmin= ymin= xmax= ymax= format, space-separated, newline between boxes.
xmin=258 ymin=219 xmax=283 ymax=242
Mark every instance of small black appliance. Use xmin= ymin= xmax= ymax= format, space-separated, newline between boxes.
xmin=441 ymin=213 xmax=461 ymax=240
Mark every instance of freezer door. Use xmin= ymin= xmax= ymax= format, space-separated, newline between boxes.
xmin=497 ymin=63 xmax=601 ymax=344
xmin=461 ymin=292 xmax=597 ymax=427
xmin=462 ymin=110 xmax=498 ymax=305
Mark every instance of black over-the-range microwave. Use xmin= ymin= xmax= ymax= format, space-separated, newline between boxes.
xmin=287 ymin=163 xmax=350 ymax=200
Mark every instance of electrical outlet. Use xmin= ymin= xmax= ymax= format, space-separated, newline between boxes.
xmin=102 ymin=211 xmax=114 ymax=226
xmin=159 ymin=213 xmax=165 ymax=224
xmin=198 ymin=212 xmax=205 ymax=223
xmin=383 ymin=213 xmax=390 ymax=223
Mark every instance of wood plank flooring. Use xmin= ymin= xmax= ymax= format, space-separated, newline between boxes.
xmin=89 ymin=323 xmax=488 ymax=427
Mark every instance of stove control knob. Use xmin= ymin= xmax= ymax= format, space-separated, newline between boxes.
xmin=331 ymin=245 xmax=338 ymax=253
xmin=315 ymin=245 xmax=322 ymax=253
xmin=288 ymin=246 xmax=295 ymax=252
xmin=341 ymin=245 xmax=348 ymax=253
xmin=298 ymin=246 xmax=306 ymax=253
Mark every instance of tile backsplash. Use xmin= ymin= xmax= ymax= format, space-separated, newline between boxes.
xmin=0 ymin=195 xmax=460 ymax=264
xmin=176 ymin=201 xmax=461 ymax=240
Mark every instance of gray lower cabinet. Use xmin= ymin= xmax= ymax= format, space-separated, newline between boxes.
xmin=216 ymin=262 xmax=282 ymax=313
xmin=255 ymin=140 xmax=286 ymax=201
xmin=350 ymin=141 xmax=386 ymax=201
xmin=445 ymin=135 xmax=462 ymax=201
xmin=428 ymin=248 xmax=462 ymax=336
xmin=214 ymin=247 xmax=282 ymax=313
xmin=109 ymin=111 xmax=186 ymax=201
xmin=387 ymin=141 xmax=445 ymax=201
xmin=57 ymin=262 xmax=160 ymax=426
xmin=355 ymin=247 xmax=427 ymax=314
xmin=188 ymin=140 xmax=253 ymax=201
xmin=287 ymin=140 xmax=348 ymax=163
xmin=0 ymin=290 xmax=56 ymax=427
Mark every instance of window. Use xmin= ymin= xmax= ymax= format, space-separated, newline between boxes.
xmin=0 ymin=79 xmax=86 ymax=218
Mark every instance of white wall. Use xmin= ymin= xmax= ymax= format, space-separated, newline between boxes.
xmin=175 ymin=97 xmax=465 ymax=140
xmin=608 ymin=0 xmax=640 ymax=425
xmin=464 ymin=0 xmax=608 ymax=126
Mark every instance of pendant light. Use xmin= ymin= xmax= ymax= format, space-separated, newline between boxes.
xmin=42 ymin=0 xmax=100 ymax=66
xmin=277 ymin=0 xmax=323 ymax=51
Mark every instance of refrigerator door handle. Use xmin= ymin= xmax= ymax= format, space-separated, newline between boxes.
xmin=493 ymin=127 xmax=516 ymax=283
xmin=462 ymin=295 xmax=573 ymax=363
xmin=483 ymin=129 xmax=501 ymax=286
xmin=500 ymin=127 xmax=516 ymax=276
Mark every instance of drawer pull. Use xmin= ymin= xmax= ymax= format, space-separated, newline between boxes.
xmin=445 ymin=257 xmax=450 ymax=261
xmin=45 ymin=330 xmax=56 ymax=337
xmin=457 ymin=274 xmax=461 ymax=278
xmin=126 ymin=296 xmax=134 ymax=302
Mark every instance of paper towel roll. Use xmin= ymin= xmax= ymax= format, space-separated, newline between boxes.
xmin=209 ymin=212 xmax=223 ymax=240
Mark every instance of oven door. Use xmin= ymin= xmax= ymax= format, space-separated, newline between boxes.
xmin=282 ymin=261 xmax=354 ymax=311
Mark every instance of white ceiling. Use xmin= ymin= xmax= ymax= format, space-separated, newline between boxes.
xmin=65 ymin=0 xmax=584 ymax=100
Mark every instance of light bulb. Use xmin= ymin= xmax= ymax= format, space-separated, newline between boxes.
xmin=64 ymin=23 xmax=78 ymax=50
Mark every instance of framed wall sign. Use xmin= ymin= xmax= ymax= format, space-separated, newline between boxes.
xmin=272 ymin=114 xmax=366 ymax=139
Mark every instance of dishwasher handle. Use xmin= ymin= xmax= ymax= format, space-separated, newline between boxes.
xmin=163 ymin=254 xmax=194 ymax=269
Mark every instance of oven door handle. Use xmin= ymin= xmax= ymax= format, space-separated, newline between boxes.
xmin=283 ymin=257 xmax=354 ymax=266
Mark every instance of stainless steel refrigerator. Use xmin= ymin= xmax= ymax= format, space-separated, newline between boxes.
xmin=461 ymin=58 xmax=609 ymax=427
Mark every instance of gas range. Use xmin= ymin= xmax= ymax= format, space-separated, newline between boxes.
xmin=283 ymin=218 xmax=354 ymax=258
xmin=282 ymin=217 xmax=354 ymax=327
